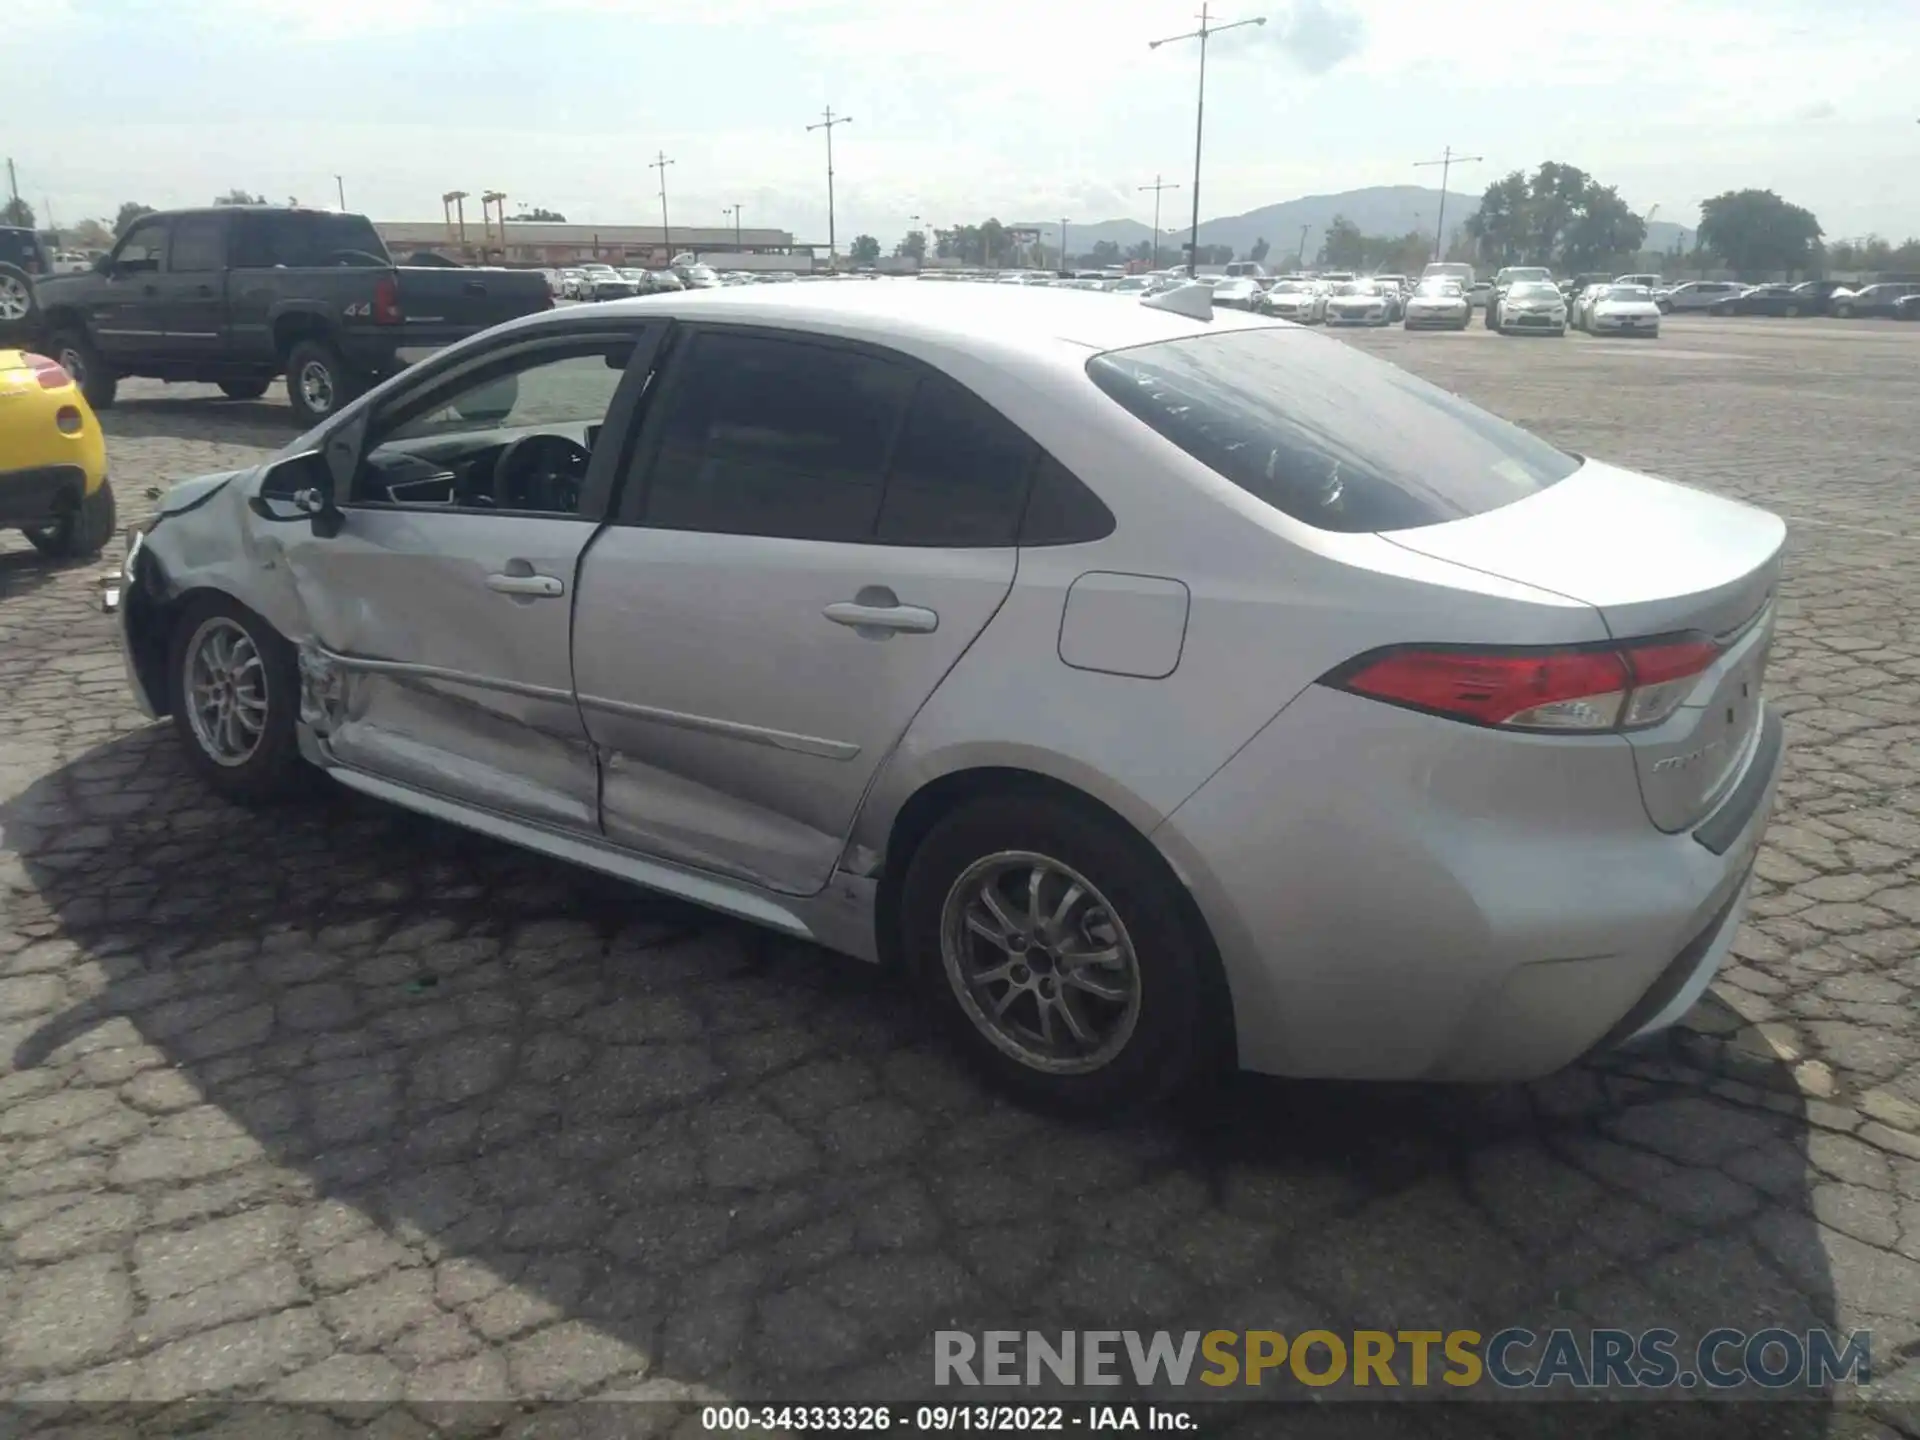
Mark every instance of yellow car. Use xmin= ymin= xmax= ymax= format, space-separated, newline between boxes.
xmin=0 ymin=348 xmax=115 ymax=558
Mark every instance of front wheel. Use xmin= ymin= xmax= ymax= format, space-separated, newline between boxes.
xmin=24 ymin=478 xmax=116 ymax=560
xmin=901 ymin=793 xmax=1222 ymax=1113
xmin=52 ymin=329 xmax=117 ymax=409
xmin=218 ymin=379 xmax=271 ymax=400
xmin=1832 ymin=305 xmax=1853 ymax=319
xmin=167 ymin=594 xmax=312 ymax=805
xmin=285 ymin=339 xmax=362 ymax=427
xmin=1783 ymin=304 xmax=1801 ymax=317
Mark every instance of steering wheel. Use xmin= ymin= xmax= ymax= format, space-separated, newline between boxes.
xmin=492 ymin=434 xmax=593 ymax=513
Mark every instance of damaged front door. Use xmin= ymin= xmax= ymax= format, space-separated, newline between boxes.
xmin=283 ymin=329 xmax=658 ymax=832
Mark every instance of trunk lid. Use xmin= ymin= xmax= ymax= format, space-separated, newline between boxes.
xmin=1384 ymin=458 xmax=1787 ymax=832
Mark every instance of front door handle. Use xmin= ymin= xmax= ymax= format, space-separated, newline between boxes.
xmin=824 ymin=595 xmax=939 ymax=635
xmin=486 ymin=572 xmax=565 ymax=598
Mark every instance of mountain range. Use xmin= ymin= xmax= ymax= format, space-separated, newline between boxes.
xmin=1017 ymin=185 xmax=1688 ymax=262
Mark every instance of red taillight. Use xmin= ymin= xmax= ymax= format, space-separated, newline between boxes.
xmin=372 ymin=275 xmax=403 ymax=325
xmin=1328 ymin=634 xmax=1720 ymax=733
xmin=24 ymin=352 xmax=70 ymax=389
xmin=55 ymin=405 xmax=83 ymax=434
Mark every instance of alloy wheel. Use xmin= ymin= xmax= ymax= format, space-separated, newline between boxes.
xmin=297 ymin=359 xmax=335 ymax=416
xmin=0 ymin=274 xmax=31 ymax=321
xmin=184 ymin=617 xmax=269 ymax=767
xmin=939 ymin=851 xmax=1143 ymax=1075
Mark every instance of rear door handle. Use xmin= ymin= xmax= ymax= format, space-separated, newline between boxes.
xmin=463 ymin=280 xmax=487 ymax=295
xmin=824 ymin=600 xmax=938 ymax=635
xmin=486 ymin=572 xmax=565 ymax=598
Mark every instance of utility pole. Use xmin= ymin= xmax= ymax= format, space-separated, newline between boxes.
xmin=1058 ymin=217 xmax=1071 ymax=272
xmin=1295 ymin=223 xmax=1310 ymax=265
xmin=649 ymin=152 xmax=675 ymax=261
xmin=5 ymin=158 xmax=17 ymax=206
xmin=722 ymin=205 xmax=742 ymax=249
xmin=1150 ymin=4 xmax=1266 ymax=278
xmin=1414 ymin=145 xmax=1483 ymax=262
xmin=1138 ymin=175 xmax=1180 ymax=270
xmin=807 ymin=106 xmax=852 ymax=264
xmin=335 ymin=174 xmax=346 ymax=210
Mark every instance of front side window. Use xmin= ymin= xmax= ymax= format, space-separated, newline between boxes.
xmin=115 ymin=219 xmax=169 ymax=273
xmin=353 ymin=341 xmax=634 ymax=514
xmin=641 ymin=332 xmax=915 ymax=542
xmin=1086 ymin=329 xmax=1580 ymax=534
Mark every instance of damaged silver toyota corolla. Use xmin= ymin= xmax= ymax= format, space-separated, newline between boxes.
xmin=106 ymin=283 xmax=1787 ymax=1112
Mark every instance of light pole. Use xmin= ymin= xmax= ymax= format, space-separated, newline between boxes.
xmin=1058 ymin=218 xmax=1071 ymax=273
xmin=1150 ymin=4 xmax=1266 ymax=278
xmin=1413 ymin=145 xmax=1483 ymax=262
xmin=722 ymin=205 xmax=742 ymax=249
xmin=1137 ymin=176 xmax=1180 ymax=270
xmin=335 ymin=174 xmax=346 ymax=210
xmin=1295 ymin=223 xmax=1310 ymax=265
xmin=807 ymin=105 xmax=853 ymax=263
xmin=649 ymin=152 xmax=675 ymax=261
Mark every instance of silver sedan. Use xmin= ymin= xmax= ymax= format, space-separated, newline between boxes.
xmin=108 ymin=283 xmax=1785 ymax=1111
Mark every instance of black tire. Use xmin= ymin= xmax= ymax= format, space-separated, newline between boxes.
xmin=218 ymin=379 xmax=271 ymax=400
xmin=0 ymin=262 xmax=39 ymax=344
xmin=166 ymin=592 xmax=312 ymax=805
xmin=1832 ymin=305 xmax=1852 ymax=319
xmin=285 ymin=338 xmax=362 ymax=427
xmin=52 ymin=328 xmax=117 ymax=410
xmin=899 ymin=792 xmax=1222 ymax=1114
xmin=1783 ymin=304 xmax=1801 ymax=317
xmin=24 ymin=477 xmax=116 ymax=560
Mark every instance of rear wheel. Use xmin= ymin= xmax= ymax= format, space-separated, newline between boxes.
xmin=52 ymin=329 xmax=116 ymax=409
xmin=218 ymin=378 xmax=271 ymax=400
xmin=23 ymin=478 xmax=115 ymax=560
xmin=1784 ymin=304 xmax=1801 ymax=317
xmin=900 ymin=792 xmax=1222 ymax=1113
xmin=168 ymin=594 xmax=312 ymax=804
xmin=1832 ymin=304 xmax=1853 ymax=319
xmin=285 ymin=338 xmax=362 ymax=427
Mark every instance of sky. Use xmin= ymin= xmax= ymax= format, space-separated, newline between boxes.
xmin=9 ymin=0 xmax=1917 ymax=247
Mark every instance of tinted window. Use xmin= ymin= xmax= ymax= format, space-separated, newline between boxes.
xmin=116 ymin=219 xmax=169 ymax=273
xmin=876 ymin=375 xmax=1036 ymax=546
xmin=641 ymin=332 xmax=914 ymax=541
xmin=1086 ymin=329 xmax=1580 ymax=534
xmin=232 ymin=212 xmax=389 ymax=268
xmin=1019 ymin=455 xmax=1115 ymax=546
xmin=169 ymin=215 xmax=226 ymax=272
xmin=0 ymin=229 xmax=43 ymax=266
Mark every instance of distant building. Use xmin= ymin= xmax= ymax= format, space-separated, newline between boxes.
xmin=374 ymin=219 xmax=803 ymax=268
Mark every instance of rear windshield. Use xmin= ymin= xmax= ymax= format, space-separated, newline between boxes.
xmin=1085 ymin=329 xmax=1580 ymax=534
xmin=0 ymin=229 xmax=43 ymax=266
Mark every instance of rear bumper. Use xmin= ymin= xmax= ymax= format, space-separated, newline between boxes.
xmin=0 ymin=463 xmax=87 ymax=528
xmin=1154 ymin=688 xmax=1786 ymax=1082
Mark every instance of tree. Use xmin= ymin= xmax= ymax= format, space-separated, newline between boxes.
xmin=511 ymin=207 xmax=566 ymax=222
xmin=1250 ymin=236 xmax=1270 ymax=264
xmin=1317 ymin=214 xmax=1364 ymax=270
xmin=114 ymin=202 xmax=156 ymax=236
xmin=1125 ymin=240 xmax=1154 ymax=265
xmin=0 ymin=197 xmax=32 ymax=229
xmin=1465 ymin=164 xmax=1646 ymax=269
xmin=849 ymin=234 xmax=881 ymax=265
xmin=1697 ymin=190 xmax=1822 ymax=279
xmin=70 ymin=218 xmax=114 ymax=250
xmin=1089 ymin=239 xmax=1120 ymax=267
xmin=1821 ymin=234 xmax=1918 ymax=273
xmin=214 ymin=189 xmax=269 ymax=206
xmin=895 ymin=229 xmax=927 ymax=261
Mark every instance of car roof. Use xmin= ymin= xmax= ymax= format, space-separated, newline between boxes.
xmin=566 ymin=279 xmax=1277 ymax=357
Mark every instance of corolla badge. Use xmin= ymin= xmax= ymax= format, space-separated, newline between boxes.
xmin=1651 ymin=737 xmax=1725 ymax=774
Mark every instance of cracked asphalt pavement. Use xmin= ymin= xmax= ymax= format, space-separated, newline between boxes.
xmin=0 ymin=315 xmax=1917 ymax=1438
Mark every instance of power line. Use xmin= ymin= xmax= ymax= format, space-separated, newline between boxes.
xmin=1137 ymin=175 xmax=1181 ymax=270
xmin=806 ymin=106 xmax=853 ymax=263
xmin=1414 ymin=146 xmax=1483 ymax=262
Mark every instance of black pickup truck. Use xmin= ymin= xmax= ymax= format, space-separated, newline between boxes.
xmin=32 ymin=206 xmax=551 ymax=425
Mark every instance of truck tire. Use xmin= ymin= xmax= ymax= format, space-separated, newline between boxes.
xmin=285 ymin=338 xmax=362 ymax=427
xmin=0 ymin=262 xmax=39 ymax=344
xmin=25 ymin=478 xmax=116 ymax=560
xmin=218 ymin=379 xmax=271 ymax=400
xmin=52 ymin=329 xmax=117 ymax=410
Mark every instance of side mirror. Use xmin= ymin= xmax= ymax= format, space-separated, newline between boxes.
xmin=249 ymin=450 xmax=343 ymax=537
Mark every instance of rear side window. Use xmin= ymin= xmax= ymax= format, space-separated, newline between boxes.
xmin=0 ymin=229 xmax=43 ymax=267
xmin=1086 ymin=329 xmax=1579 ymax=534
xmin=232 ymin=212 xmax=390 ymax=268
xmin=169 ymin=215 xmax=226 ymax=272
xmin=876 ymin=374 xmax=1036 ymax=546
xmin=641 ymin=331 xmax=915 ymax=541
